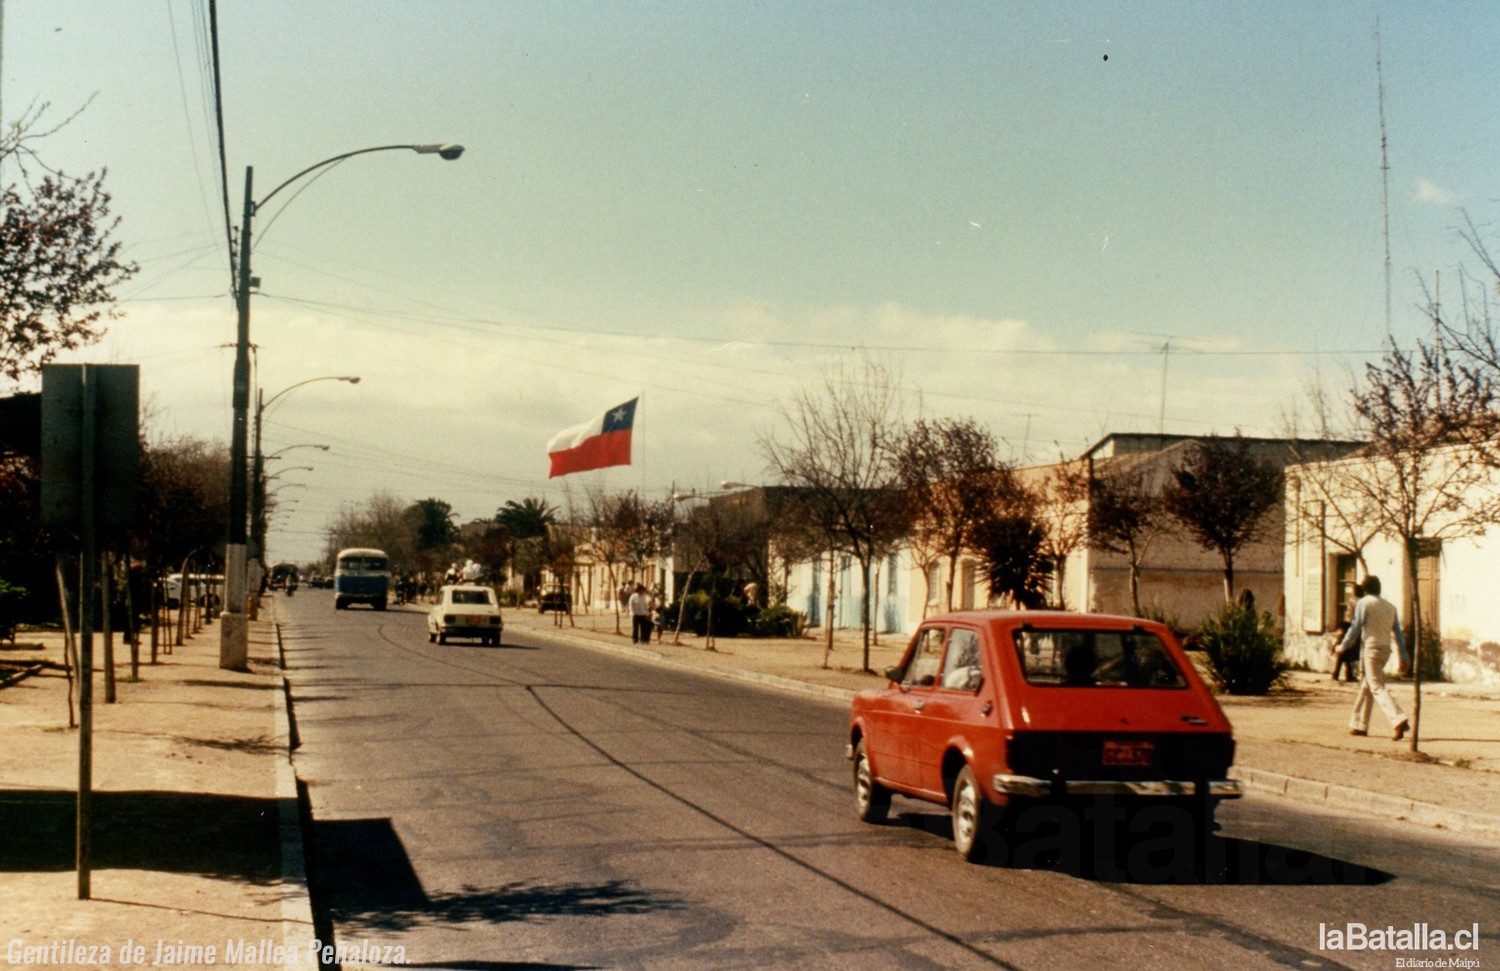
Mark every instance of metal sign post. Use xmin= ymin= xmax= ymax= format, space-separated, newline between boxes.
xmin=40 ymin=363 xmax=139 ymax=900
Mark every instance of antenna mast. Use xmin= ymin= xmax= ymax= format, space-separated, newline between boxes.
xmin=1376 ymin=19 xmax=1393 ymax=338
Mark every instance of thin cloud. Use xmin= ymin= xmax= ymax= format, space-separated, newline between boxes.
xmin=1414 ymin=178 xmax=1457 ymax=206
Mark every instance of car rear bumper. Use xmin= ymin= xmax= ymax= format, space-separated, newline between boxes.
xmin=993 ymin=774 xmax=1243 ymax=799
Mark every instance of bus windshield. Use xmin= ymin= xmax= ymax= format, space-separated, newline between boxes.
xmin=337 ymin=552 xmax=389 ymax=572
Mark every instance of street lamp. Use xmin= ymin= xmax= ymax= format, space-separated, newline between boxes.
xmin=223 ymin=143 xmax=463 ymax=669
xmin=251 ymin=377 xmax=358 ymax=587
xmin=266 ymin=443 xmax=330 ymax=461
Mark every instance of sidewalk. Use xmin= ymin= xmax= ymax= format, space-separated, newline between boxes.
xmin=0 ymin=601 xmax=310 ymax=971
xmin=508 ymin=607 xmax=1500 ymax=841
xmin=0 ymin=600 xmax=1494 ymax=968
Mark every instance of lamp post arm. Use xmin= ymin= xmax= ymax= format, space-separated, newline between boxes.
xmin=255 ymin=143 xmax=463 ymax=212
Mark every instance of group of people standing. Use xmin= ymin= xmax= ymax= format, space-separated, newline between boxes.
xmin=626 ymin=583 xmax=660 ymax=644
xmin=1330 ymin=574 xmax=1411 ymax=742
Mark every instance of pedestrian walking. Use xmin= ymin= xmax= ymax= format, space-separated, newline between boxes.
xmin=1336 ymin=575 xmax=1409 ymax=741
xmin=628 ymin=584 xmax=653 ymax=643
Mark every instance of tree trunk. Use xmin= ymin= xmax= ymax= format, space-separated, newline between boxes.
xmin=1222 ymin=550 xmax=1236 ymax=603
xmin=860 ymin=557 xmax=872 ymax=672
xmin=1406 ymin=541 xmax=1424 ymax=753
xmin=1127 ymin=538 xmax=1142 ymax=616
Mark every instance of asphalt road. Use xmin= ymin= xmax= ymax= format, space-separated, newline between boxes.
xmin=279 ymin=591 xmax=1500 ymax=970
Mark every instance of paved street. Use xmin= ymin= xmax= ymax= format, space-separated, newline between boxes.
xmin=281 ymin=592 xmax=1500 ymax=970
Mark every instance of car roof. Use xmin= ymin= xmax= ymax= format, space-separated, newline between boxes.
xmin=441 ymin=584 xmax=493 ymax=593
xmin=920 ymin=610 xmax=1167 ymax=631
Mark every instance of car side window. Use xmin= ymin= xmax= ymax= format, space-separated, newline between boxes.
xmin=901 ymin=627 xmax=946 ymax=687
xmin=939 ymin=628 xmax=983 ymax=691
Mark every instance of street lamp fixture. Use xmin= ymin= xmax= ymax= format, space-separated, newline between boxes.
xmin=267 ymin=443 xmax=331 ymax=461
xmin=223 ymin=143 xmax=462 ymax=669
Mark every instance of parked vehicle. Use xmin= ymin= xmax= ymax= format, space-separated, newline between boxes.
xmin=847 ymin=611 xmax=1241 ymax=863
xmin=334 ymin=548 xmax=390 ymax=610
xmin=164 ymin=573 xmax=224 ymax=611
xmin=538 ymin=586 xmax=572 ymax=614
xmin=428 ymin=584 xmax=503 ymax=646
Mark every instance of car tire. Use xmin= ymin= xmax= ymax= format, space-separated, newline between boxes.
xmin=438 ymin=632 xmax=447 ymax=645
xmin=951 ymin=765 xmax=992 ymax=863
xmin=335 ymin=598 xmax=346 ymax=610
xmin=853 ymin=740 xmax=891 ymax=824
xmin=428 ymin=631 xmax=436 ymax=643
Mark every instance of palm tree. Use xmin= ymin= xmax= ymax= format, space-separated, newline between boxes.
xmin=496 ymin=497 xmax=559 ymax=598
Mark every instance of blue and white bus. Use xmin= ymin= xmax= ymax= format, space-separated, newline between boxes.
xmin=334 ymin=547 xmax=390 ymax=610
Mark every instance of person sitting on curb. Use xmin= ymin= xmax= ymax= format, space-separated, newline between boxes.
xmin=1336 ymin=575 xmax=1410 ymax=741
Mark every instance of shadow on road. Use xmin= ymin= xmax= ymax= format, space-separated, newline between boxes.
xmin=307 ymin=816 xmax=684 ymax=934
xmin=896 ymin=808 xmax=1395 ymax=886
xmin=0 ymin=788 xmax=279 ymax=883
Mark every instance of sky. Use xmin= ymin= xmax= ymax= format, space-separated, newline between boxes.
xmin=3 ymin=1 xmax=1498 ymax=565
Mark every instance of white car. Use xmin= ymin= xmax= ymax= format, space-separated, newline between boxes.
xmin=428 ymin=584 xmax=504 ymax=646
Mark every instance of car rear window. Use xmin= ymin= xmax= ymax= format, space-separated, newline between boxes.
xmin=452 ymin=589 xmax=494 ymax=605
xmin=339 ymin=556 xmax=388 ymax=571
xmin=1013 ymin=628 xmax=1186 ymax=689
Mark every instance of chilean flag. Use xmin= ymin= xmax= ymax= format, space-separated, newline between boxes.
xmin=547 ymin=398 xmax=638 ymax=478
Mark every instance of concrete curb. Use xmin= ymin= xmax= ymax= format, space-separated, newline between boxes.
xmin=524 ymin=620 xmax=1500 ymax=840
xmin=1230 ymin=765 xmax=1500 ymax=841
xmin=271 ymin=622 xmax=315 ymax=970
xmin=524 ymin=622 xmax=856 ymax=705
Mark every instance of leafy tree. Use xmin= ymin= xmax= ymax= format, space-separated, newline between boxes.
xmin=136 ymin=434 xmax=230 ymax=576
xmin=894 ymin=416 xmax=1017 ymax=614
xmin=1088 ymin=460 xmax=1165 ymax=617
xmin=0 ymin=105 xmax=137 ymax=382
xmin=401 ymin=497 xmax=458 ymax=580
xmin=496 ymin=497 xmax=558 ymax=597
xmin=324 ymin=491 xmax=414 ymax=571
xmin=973 ymin=506 xmax=1049 ymax=609
xmin=1162 ymin=435 xmax=1283 ymax=602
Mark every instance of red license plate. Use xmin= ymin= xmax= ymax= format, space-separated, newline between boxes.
xmin=1102 ymin=740 xmax=1155 ymax=767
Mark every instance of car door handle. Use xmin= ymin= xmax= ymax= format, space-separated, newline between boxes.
xmin=913 ymin=700 xmax=925 ymax=712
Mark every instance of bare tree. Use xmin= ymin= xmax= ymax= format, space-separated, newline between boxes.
xmin=759 ymin=361 xmax=907 ymax=672
xmin=1347 ymin=335 xmax=1500 ymax=751
xmin=1162 ymin=434 xmax=1283 ymax=602
xmin=1031 ymin=458 xmax=1091 ymax=609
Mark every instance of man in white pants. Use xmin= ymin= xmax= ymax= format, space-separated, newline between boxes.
xmin=1336 ymin=575 xmax=1410 ymax=741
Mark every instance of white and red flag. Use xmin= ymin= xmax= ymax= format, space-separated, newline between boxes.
xmin=547 ymin=397 xmax=638 ymax=478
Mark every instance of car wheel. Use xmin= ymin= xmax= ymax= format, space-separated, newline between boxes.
xmin=951 ymin=765 xmax=992 ymax=863
xmin=428 ymin=631 xmax=436 ymax=643
xmin=335 ymin=598 xmax=346 ymax=610
xmin=438 ymin=632 xmax=447 ymax=645
xmin=853 ymin=740 xmax=891 ymax=824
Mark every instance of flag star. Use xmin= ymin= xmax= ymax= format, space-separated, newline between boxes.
xmin=611 ymin=407 xmax=627 ymax=423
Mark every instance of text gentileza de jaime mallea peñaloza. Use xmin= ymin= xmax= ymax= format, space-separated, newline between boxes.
xmin=5 ymin=937 xmax=409 ymax=967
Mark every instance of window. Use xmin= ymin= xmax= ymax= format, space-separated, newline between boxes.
xmin=901 ymin=627 xmax=946 ymax=687
xmin=1013 ymin=628 xmax=1186 ymax=689
xmin=939 ymin=628 xmax=983 ymax=691
xmin=887 ymin=553 xmax=899 ymax=596
xmin=452 ymin=589 xmax=494 ymax=605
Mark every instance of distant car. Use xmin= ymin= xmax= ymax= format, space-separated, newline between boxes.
xmin=428 ymin=584 xmax=504 ymax=646
xmin=163 ymin=573 xmax=224 ymax=610
xmin=847 ymin=611 xmax=1241 ymax=862
xmin=537 ymin=587 xmax=572 ymax=614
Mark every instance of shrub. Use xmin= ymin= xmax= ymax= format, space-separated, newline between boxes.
xmin=663 ymin=592 xmax=751 ymax=637
xmin=0 ymin=578 xmax=26 ymax=643
xmin=1196 ymin=602 xmax=1288 ymax=695
xmin=749 ymin=604 xmax=804 ymax=638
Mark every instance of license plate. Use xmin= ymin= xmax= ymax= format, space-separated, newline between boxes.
xmin=459 ymin=614 xmax=485 ymax=625
xmin=1102 ymin=740 xmax=1155 ymax=767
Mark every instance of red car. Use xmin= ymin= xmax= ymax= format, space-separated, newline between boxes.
xmin=847 ymin=611 xmax=1241 ymax=862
